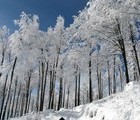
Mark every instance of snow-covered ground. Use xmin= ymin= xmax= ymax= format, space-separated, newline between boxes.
xmin=10 ymin=81 xmax=140 ymax=120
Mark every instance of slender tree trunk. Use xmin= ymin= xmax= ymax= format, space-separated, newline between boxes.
xmin=27 ymin=90 xmax=32 ymax=113
xmin=66 ymin=86 xmax=70 ymax=109
xmin=20 ymin=92 xmax=25 ymax=116
xmin=86 ymin=90 xmax=89 ymax=103
xmin=62 ymin=80 xmax=66 ymax=108
xmin=48 ymin=69 xmax=53 ymax=109
xmin=6 ymin=92 xmax=13 ymax=119
xmin=36 ymin=64 xmax=41 ymax=112
xmin=122 ymin=49 xmax=129 ymax=83
xmin=49 ymin=61 xmax=56 ymax=109
xmin=57 ymin=77 xmax=63 ymax=110
xmin=89 ymin=56 xmax=93 ymax=102
xmin=118 ymin=66 xmax=123 ymax=91
xmin=40 ymin=62 xmax=48 ymax=111
xmin=14 ymin=84 xmax=21 ymax=117
xmin=107 ymin=61 xmax=111 ymax=95
xmin=31 ymin=99 xmax=34 ymax=112
xmin=97 ymin=63 xmax=100 ymax=99
xmin=10 ymin=78 xmax=18 ymax=118
xmin=77 ymin=69 xmax=81 ymax=106
xmin=100 ymin=71 xmax=103 ymax=98
xmin=24 ymin=71 xmax=31 ymax=114
xmin=97 ymin=66 xmax=102 ymax=99
xmin=50 ymin=69 xmax=55 ymax=109
xmin=112 ymin=56 xmax=116 ymax=94
xmin=1 ymin=47 xmax=5 ymax=66
xmin=75 ymin=65 xmax=78 ymax=107
xmin=0 ymin=75 xmax=8 ymax=118
xmin=40 ymin=61 xmax=45 ymax=111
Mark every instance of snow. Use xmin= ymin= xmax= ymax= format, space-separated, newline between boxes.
xmin=10 ymin=81 xmax=140 ymax=120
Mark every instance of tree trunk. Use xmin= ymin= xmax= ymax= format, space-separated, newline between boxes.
xmin=27 ymin=90 xmax=32 ymax=113
xmin=0 ymin=75 xmax=8 ymax=118
xmin=20 ymin=92 xmax=25 ymax=116
xmin=77 ymin=69 xmax=81 ymax=106
xmin=31 ymin=99 xmax=34 ymax=112
xmin=24 ymin=71 xmax=31 ymax=114
xmin=36 ymin=64 xmax=41 ymax=112
xmin=57 ymin=77 xmax=63 ymax=110
xmin=112 ymin=56 xmax=116 ymax=94
xmin=40 ymin=61 xmax=45 ymax=111
xmin=10 ymin=78 xmax=18 ymax=118
xmin=107 ymin=61 xmax=111 ymax=95
xmin=6 ymin=93 xmax=13 ymax=119
xmin=62 ymin=80 xmax=66 ymax=108
xmin=118 ymin=66 xmax=123 ymax=91
xmin=48 ymin=69 xmax=53 ymax=109
xmin=14 ymin=84 xmax=21 ymax=117
xmin=89 ymin=56 xmax=93 ymax=102
xmin=1 ymin=47 xmax=5 ymax=66
xmin=40 ymin=62 xmax=48 ymax=111
xmin=75 ymin=65 xmax=78 ymax=107
xmin=66 ymin=86 xmax=70 ymax=109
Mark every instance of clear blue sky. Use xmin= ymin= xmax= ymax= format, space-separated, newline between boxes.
xmin=0 ymin=0 xmax=88 ymax=33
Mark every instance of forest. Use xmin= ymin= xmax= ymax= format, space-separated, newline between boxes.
xmin=0 ymin=0 xmax=140 ymax=119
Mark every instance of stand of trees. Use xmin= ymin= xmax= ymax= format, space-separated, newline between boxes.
xmin=0 ymin=0 xmax=140 ymax=119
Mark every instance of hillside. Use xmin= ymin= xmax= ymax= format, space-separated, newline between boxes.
xmin=10 ymin=81 xmax=140 ymax=120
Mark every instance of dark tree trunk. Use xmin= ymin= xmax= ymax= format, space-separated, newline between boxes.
xmin=112 ymin=56 xmax=116 ymax=94
xmin=122 ymin=48 xmax=129 ymax=83
xmin=49 ymin=61 xmax=56 ymax=109
xmin=62 ymin=80 xmax=66 ymax=108
xmin=14 ymin=84 xmax=21 ymax=117
xmin=48 ymin=69 xmax=53 ymax=109
xmin=6 ymin=93 xmax=13 ymax=119
xmin=107 ymin=61 xmax=111 ymax=95
xmin=97 ymin=66 xmax=103 ymax=99
xmin=24 ymin=71 xmax=32 ymax=114
xmin=77 ymin=69 xmax=81 ymax=106
xmin=20 ymin=92 xmax=25 ymax=116
xmin=40 ymin=62 xmax=48 ymax=111
xmin=86 ymin=90 xmax=89 ymax=103
xmin=40 ymin=61 xmax=45 ymax=111
xmin=118 ymin=66 xmax=123 ymax=91
xmin=27 ymin=90 xmax=32 ymax=113
xmin=66 ymin=86 xmax=70 ymax=109
xmin=0 ymin=75 xmax=8 ymax=118
xmin=10 ymin=78 xmax=18 ymax=118
xmin=89 ymin=56 xmax=93 ymax=102
xmin=1 ymin=47 xmax=5 ymax=66
xmin=36 ymin=64 xmax=41 ymax=112
xmin=97 ymin=63 xmax=100 ymax=99
xmin=75 ymin=65 xmax=78 ymax=107
xmin=57 ymin=77 xmax=63 ymax=110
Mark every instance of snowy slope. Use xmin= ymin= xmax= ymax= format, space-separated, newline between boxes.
xmin=10 ymin=81 xmax=140 ymax=120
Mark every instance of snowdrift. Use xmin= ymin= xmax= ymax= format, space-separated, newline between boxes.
xmin=10 ymin=81 xmax=140 ymax=120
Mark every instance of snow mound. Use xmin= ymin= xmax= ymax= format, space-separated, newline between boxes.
xmin=10 ymin=81 xmax=140 ymax=120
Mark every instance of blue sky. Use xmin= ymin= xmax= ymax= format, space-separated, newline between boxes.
xmin=0 ymin=0 xmax=88 ymax=33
